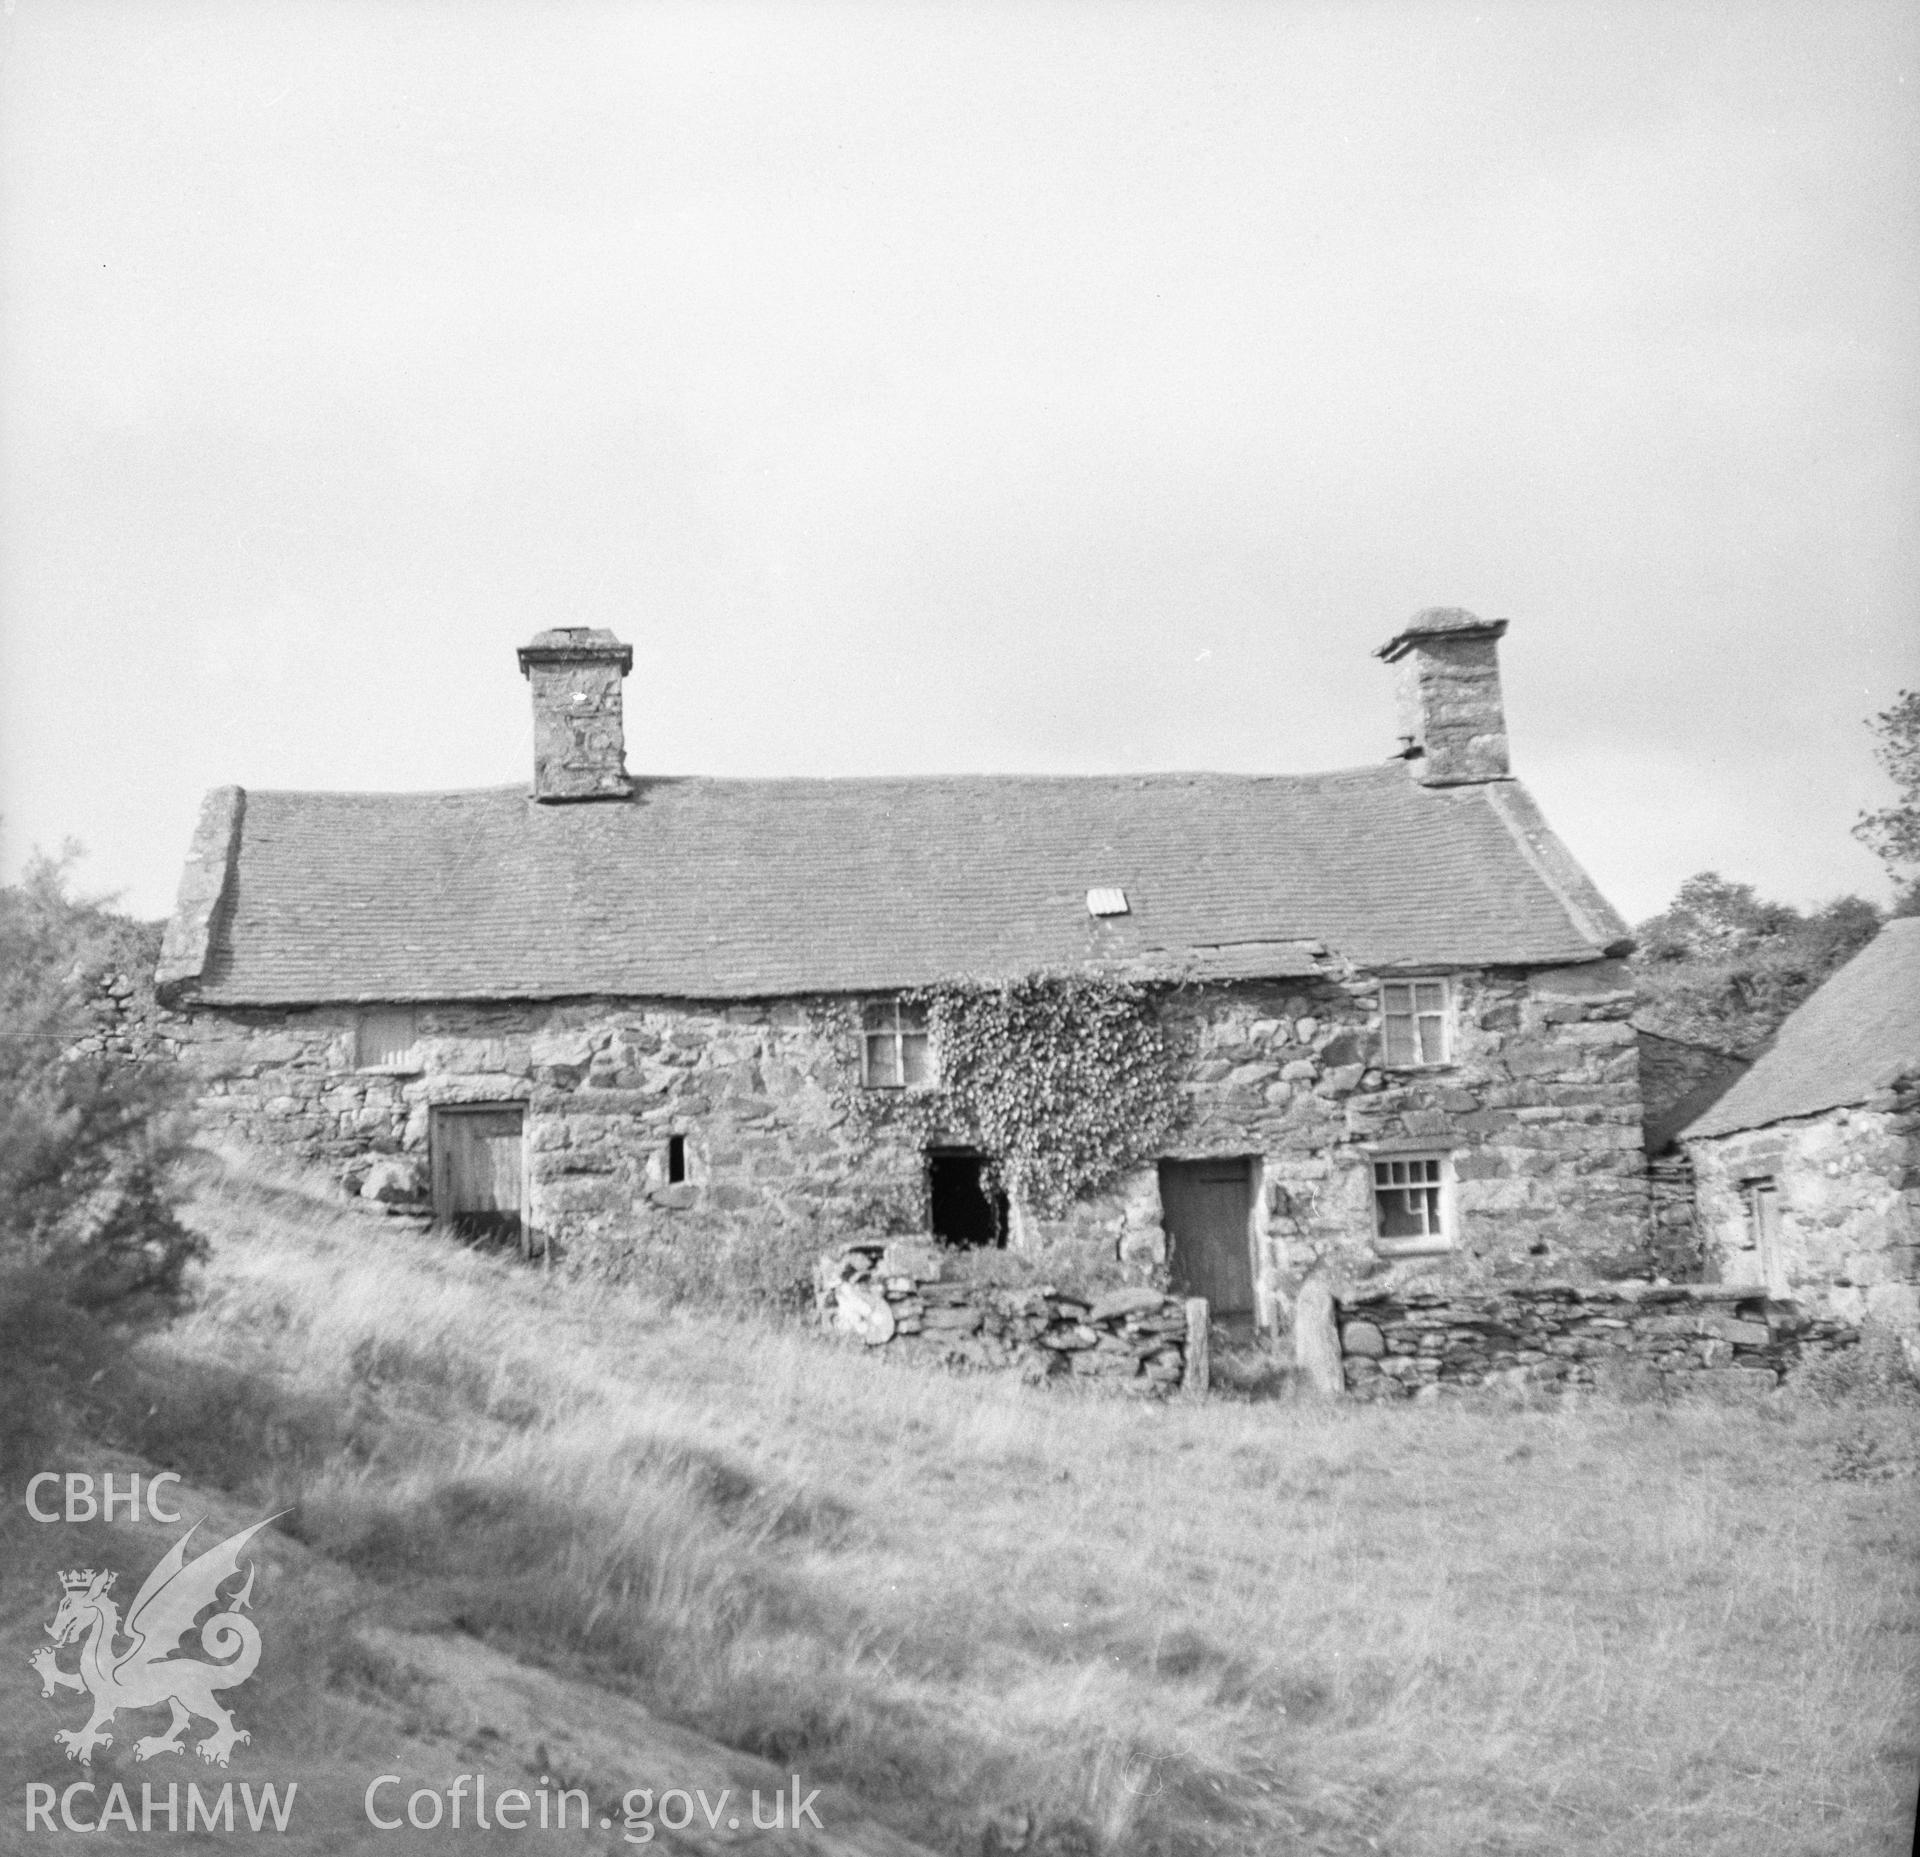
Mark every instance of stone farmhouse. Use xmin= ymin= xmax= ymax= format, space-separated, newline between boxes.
xmin=156 ymin=610 xmax=1653 ymax=1329
xmin=1681 ymin=917 xmax=1920 ymax=1334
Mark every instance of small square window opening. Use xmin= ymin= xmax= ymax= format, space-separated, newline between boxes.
xmin=1381 ymin=980 xmax=1451 ymax=1066
xmin=356 ymin=1007 xmax=419 ymax=1071
xmin=1373 ymin=1156 xmax=1447 ymax=1247
xmin=861 ymin=999 xmax=933 ymax=1089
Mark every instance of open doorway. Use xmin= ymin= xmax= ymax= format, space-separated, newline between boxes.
xmin=927 ymin=1149 xmax=1008 ymax=1249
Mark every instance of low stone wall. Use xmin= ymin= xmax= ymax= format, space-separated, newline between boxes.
xmin=1336 ymin=1281 xmax=1859 ymax=1401
xmin=65 ymin=965 xmax=181 ymax=1063
xmin=816 ymin=1242 xmax=1204 ymax=1397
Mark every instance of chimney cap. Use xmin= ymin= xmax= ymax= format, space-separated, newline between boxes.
xmin=1375 ymin=608 xmax=1508 ymax=663
xmin=518 ymin=627 xmax=634 ymax=676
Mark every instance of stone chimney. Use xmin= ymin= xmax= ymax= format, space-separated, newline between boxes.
xmin=1374 ymin=608 xmax=1511 ymax=786
xmin=517 ymin=628 xmax=634 ymax=801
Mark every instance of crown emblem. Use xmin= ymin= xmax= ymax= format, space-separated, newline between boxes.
xmin=59 ymin=1569 xmax=111 ymax=1594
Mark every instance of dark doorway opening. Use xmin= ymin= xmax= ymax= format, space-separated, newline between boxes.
xmin=1160 ymin=1156 xmax=1256 ymax=1322
xmin=928 ymin=1150 xmax=1008 ymax=1249
xmin=431 ymin=1104 xmax=528 ymax=1252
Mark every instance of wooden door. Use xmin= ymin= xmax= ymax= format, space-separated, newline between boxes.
xmin=1161 ymin=1157 xmax=1255 ymax=1318
xmin=432 ymin=1106 xmax=527 ymax=1249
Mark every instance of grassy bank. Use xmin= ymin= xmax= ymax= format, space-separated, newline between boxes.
xmin=32 ymin=1157 xmax=1920 ymax=1854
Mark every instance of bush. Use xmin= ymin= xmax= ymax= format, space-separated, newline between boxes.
xmin=0 ymin=849 xmax=203 ymax=1305
xmin=1786 ymin=1327 xmax=1920 ymax=1407
xmin=0 ymin=1268 xmax=121 ymax=1490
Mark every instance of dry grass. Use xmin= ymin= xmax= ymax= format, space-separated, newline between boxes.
xmin=95 ymin=1156 xmax=1920 ymax=1854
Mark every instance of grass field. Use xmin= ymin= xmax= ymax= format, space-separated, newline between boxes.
xmin=9 ymin=1155 xmax=1918 ymax=1855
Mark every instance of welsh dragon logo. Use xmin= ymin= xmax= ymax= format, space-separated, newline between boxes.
xmin=29 ymin=1516 xmax=276 ymax=1768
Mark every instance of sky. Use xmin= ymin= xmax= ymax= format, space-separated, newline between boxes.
xmin=1 ymin=0 xmax=1916 ymax=926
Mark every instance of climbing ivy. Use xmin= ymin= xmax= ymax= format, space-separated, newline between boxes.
xmin=863 ymin=974 xmax=1180 ymax=1220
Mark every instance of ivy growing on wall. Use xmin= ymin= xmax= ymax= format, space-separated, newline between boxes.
xmin=858 ymin=974 xmax=1180 ymax=1220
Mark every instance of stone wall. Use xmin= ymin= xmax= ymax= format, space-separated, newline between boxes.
xmin=1336 ymin=1281 xmax=1859 ymax=1401
xmin=1687 ymin=1085 xmax=1920 ymax=1334
xmin=66 ymin=963 xmax=180 ymax=1064
xmin=1647 ymin=1151 xmax=1705 ymax=1281
xmin=815 ymin=1241 xmax=1200 ymax=1396
xmin=161 ymin=956 xmax=1651 ymax=1297
xmin=1005 ymin=960 xmax=1649 ymax=1303
xmin=167 ymin=996 xmax=937 ymax=1260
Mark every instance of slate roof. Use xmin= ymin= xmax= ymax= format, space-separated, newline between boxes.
xmin=1682 ymin=918 xmax=1920 ymax=1140
xmin=157 ymin=765 xmax=1630 ymax=1005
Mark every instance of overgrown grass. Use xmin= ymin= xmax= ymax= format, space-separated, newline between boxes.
xmin=94 ymin=1156 xmax=1920 ymax=1855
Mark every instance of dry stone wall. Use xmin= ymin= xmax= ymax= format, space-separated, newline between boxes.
xmin=66 ymin=966 xmax=180 ymax=1064
xmin=1336 ymin=1281 xmax=1859 ymax=1401
xmin=815 ymin=1241 xmax=1201 ymax=1396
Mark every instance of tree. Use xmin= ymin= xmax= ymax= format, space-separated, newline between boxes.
xmin=1855 ymin=689 xmax=1920 ymax=914
xmin=0 ymin=848 xmax=202 ymax=1304
xmin=1631 ymin=872 xmax=1881 ymax=1056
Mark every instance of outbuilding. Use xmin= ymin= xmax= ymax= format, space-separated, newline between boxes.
xmin=1681 ymin=918 xmax=1920 ymax=1335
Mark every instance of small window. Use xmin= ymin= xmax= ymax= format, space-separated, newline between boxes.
xmin=1745 ymin=1177 xmax=1785 ymax=1291
xmin=1372 ymin=1155 xmax=1450 ymax=1252
xmin=666 ymin=1134 xmax=688 ymax=1184
xmin=1086 ymin=887 xmax=1130 ymax=917
xmin=1381 ymin=979 xmax=1451 ymax=1066
xmin=355 ymin=1007 xmax=419 ymax=1071
xmin=861 ymin=999 xmax=933 ymax=1089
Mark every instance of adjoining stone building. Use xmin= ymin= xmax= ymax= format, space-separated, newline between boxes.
xmin=1681 ymin=917 xmax=1920 ymax=1337
xmin=156 ymin=610 xmax=1652 ymax=1326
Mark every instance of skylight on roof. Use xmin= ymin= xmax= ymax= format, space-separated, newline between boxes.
xmin=1086 ymin=887 xmax=1130 ymax=917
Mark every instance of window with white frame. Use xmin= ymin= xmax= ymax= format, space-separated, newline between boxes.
xmin=355 ymin=1007 xmax=419 ymax=1071
xmin=1372 ymin=1154 xmax=1450 ymax=1251
xmin=860 ymin=998 xmax=933 ymax=1089
xmin=1380 ymin=978 xmax=1452 ymax=1067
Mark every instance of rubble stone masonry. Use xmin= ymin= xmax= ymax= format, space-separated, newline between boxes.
xmin=1686 ymin=1084 xmax=1920 ymax=1334
xmin=149 ymin=954 xmax=1651 ymax=1305
xmin=1335 ymin=1281 xmax=1859 ymax=1401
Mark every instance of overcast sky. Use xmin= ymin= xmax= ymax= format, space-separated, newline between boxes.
xmin=2 ymin=0 xmax=1916 ymax=926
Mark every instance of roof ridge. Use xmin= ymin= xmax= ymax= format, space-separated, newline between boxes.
xmin=242 ymin=762 xmax=1413 ymax=801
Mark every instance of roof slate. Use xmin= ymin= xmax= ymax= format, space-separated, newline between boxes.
xmin=161 ymin=765 xmax=1630 ymax=1005
xmin=1681 ymin=918 xmax=1920 ymax=1140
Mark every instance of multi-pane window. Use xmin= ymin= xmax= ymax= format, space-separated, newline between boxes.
xmin=355 ymin=1007 xmax=419 ymax=1071
xmin=1373 ymin=1156 xmax=1447 ymax=1245
xmin=1381 ymin=979 xmax=1451 ymax=1066
xmin=861 ymin=999 xmax=933 ymax=1089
